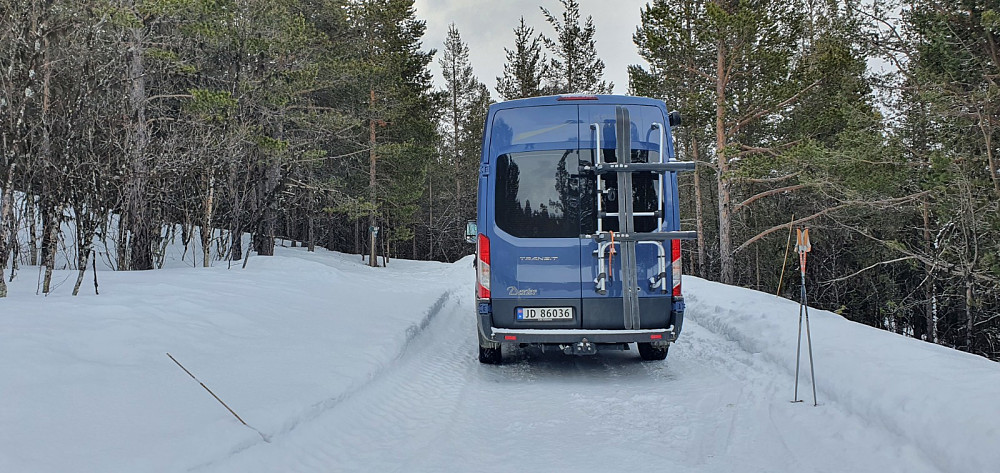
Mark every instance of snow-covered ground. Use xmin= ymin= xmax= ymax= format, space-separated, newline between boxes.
xmin=1 ymin=247 xmax=997 ymax=472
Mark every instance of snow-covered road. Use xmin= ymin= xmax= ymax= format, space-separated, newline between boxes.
xmin=4 ymin=247 xmax=997 ymax=472
xmin=205 ymin=284 xmax=937 ymax=473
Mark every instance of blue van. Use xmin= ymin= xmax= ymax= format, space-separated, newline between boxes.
xmin=468 ymin=94 xmax=695 ymax=364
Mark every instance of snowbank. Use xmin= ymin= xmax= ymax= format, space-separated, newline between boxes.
xmin=0 ymin=248 xmax=468 ymax=472
xmin=685 ymin=277 xmax=1000 ymax=473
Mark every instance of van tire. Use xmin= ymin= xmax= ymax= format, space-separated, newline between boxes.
xmin=478 ymin=328 xmax=502 ymax=364
xmin=637 ymin=342 xmax=669 ymax=361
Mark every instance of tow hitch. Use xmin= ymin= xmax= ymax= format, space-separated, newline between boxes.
xmin=562 ymin=338 xmax=597 ymax=356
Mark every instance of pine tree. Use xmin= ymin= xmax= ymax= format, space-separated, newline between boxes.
xmin=438 ymin=24 xmax=491 ymax=255
xmin=539 ymin=0 xmax=612 ymax=94
xmin=631 ymin=0 xmax=811 ymax=284
xmin=440 ymin=24 xmax=475 ymax=203
xmin=349 ymin=0 xmax=438 ymax=267
xmin=891 ymin=0 xmax=1000 ymax=356
xmin=631 ymin=0 xmax=715 ymax=276
xmin=496 ymin=17 xmax=548 ymax=100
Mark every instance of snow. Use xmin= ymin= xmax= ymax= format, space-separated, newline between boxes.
xmin=685 ymin=277 xmax=1000 ymax=473
xmin=1 ymin=248 xmax=464 ymax=472
xmin=1 ymin=247 xmax=997 ymax=472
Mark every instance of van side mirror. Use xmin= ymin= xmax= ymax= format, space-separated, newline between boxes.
xmin=668 ymin=110 xmax=682 ymax=127
xmin=465 ymin=221 xmax=477 ymax=243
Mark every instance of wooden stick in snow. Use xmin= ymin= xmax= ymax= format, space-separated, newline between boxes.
xmin=166 ymin=353 xmax=270 ymax=443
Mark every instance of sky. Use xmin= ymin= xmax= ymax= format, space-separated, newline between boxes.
xmin=413 ymin=0 xmax=651 ymax=99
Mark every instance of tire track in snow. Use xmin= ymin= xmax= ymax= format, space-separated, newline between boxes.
xmin=207 ymin=291 xmax=476 ymax=472
xmin=190 ymin=289 xmax=456 ymax=472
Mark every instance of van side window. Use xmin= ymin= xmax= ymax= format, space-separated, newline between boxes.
xmin=495 ymin=150 xmax=580 ymax=238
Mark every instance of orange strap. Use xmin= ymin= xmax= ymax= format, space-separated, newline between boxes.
xmin=608 ymin=231 xmax=615 ymax=280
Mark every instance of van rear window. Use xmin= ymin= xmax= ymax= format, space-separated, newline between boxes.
xmin=580 ymin=148 xmax=660 ymax=234
xmin=495 ymin=150 xmax=579 ymax=238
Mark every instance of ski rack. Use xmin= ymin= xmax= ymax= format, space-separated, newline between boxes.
xmin=582 ymin=106 xmax=697 ymax=330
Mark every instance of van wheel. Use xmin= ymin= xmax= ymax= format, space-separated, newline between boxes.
xmin=637 ymin=342 xmax=669 ymax=361
xmin=478 ymin=328 xmax=502 ymax=364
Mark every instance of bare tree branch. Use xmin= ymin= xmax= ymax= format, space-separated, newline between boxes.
xmin=727 ymin=80 xmax=821 ymax=137
xmin=732 ymin=184 xmax=806 ymax=214
xmin=734 ymin=191 xmax=931 ymax=255
xmin=820 ymin=256 xmax=918 ymax=285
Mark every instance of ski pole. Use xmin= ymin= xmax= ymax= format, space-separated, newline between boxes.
xmin=792 ymin=228 xmax=817 ymax=406
xmin=804 ymin=294 xmax=817 ymax=406
xmin=794 ymin=295 xmax=804 ymax=403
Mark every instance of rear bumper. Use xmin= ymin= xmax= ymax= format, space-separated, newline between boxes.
xmin=478 ymin=296 xmax=685 ymax=344
xmin=486 ymin=326 xmax=677 ymax=344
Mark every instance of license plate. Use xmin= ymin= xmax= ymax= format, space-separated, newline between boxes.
xmin=517 ymin=307 xmax=573 ymax=321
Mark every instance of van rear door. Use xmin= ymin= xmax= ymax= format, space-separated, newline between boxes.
xmin=487 ymin=105 xmax=584 ymax=329
xmin=578 ymin=104 xmax=674 ymax=329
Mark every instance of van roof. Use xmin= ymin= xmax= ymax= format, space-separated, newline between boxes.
xmin=489 ymin=94 xmax=666 ymax=112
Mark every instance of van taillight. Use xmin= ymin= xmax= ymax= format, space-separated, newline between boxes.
xmin=671 ymin=240 xmax=682 ymax=297
xmin=477 ymin=234 xmax=491 ymax=299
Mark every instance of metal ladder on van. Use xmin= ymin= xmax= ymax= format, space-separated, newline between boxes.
xmin=584 ymin=106 xmax=697 ymax=330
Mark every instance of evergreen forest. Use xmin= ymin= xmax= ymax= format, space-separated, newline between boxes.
xmin=2 ymin=0 xmax=998 ymax=360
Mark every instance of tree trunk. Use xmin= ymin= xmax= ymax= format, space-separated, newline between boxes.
xmin=117 ymin=215 xmax=129 ymax=271
xmin=428 ymin=177 xmax=434 ymax=260
xmin=42 ymin=204 xmax=61 ymax=294
xmin=231 ymin=230 xmax=243 ymax=261
xmin=0 ymin=163 xmax=14 ymax=298
xmin=202 ymin=172 xmax=215 ymax=267
xmin=368 ymin=89 xmax=379 ymax=268
xmin=72 ymin=240 xmax=93 ymax=296
xmin=368 ymin=222 xmax=377 ymax=266
xmin=253 ymin=227 xmax=275 ymax=256
xmin=92 ymin=250 xmax=99 ymax=295
xmin=383 ymin=219 xmax=390 ymax=267
xmin=307 ymin=214 xmax=315 ymax=252
xmin=452 ymin=63 xmax=461 ymax=207
xmin=978 ymin=115 xmax=999 ymax=194
xmin=253 ymin=161 xmax=280 ymax=257
xmin=27 ymin=194 xmax=37 ymax=266
xmin=127 ymin=25 xmax=154 ymax=271
xmin=755 ymin=243 xmax=760 ymax=291
xmin=9 ymin=216 xmax=18 ymax=281
xmin=922 ymin=199 xmax=936 ymax=343
xmin=37 ymin=34 xmax=54 ymax=287
xmin=965 ymin=275 xmax=974 ymax=352
xmin=200 ymin=226 xmax=212 ymax=267
xmin=715 ymin=41 xmax=734 ymax=284
xmin=180 ymin=219 xmax=191 ymax=260
xmin=691 ymin=136 xmax=706 ymax=277
xmin=215 ymin=230 xmax=228 ymax=261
